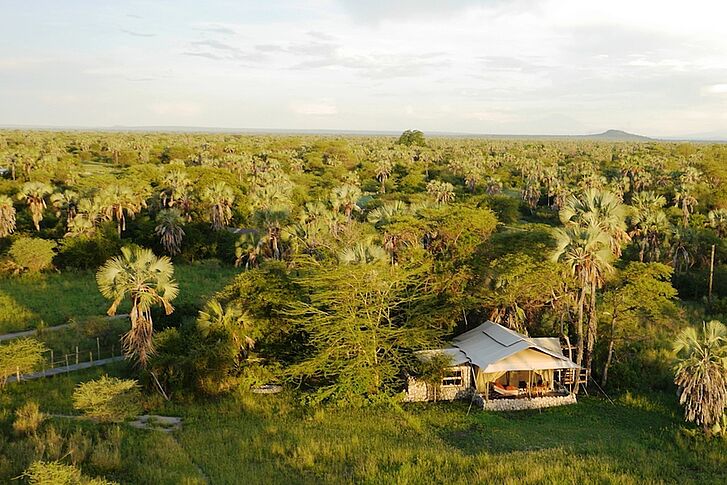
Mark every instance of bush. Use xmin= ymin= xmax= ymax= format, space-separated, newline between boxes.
xmin=479 ymin=194 xmax=521 ymax=224
xmin=22 ymin=460 xmax=118 ymax=485
xmin=13 ymin=401 xmax=45 ymax=436
xmin=72 ymin=376 xmax=142 ymax=423
xmin=0 ymin=338 xmax=47 ymax=387
xmin=7 ymin=237 xmax=57 ymax=274
xmin=55 ymin=228 xmax=121 ymax=270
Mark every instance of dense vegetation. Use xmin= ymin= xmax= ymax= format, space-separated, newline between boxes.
xmin=1 ymin=130 xmax=726 ymax=482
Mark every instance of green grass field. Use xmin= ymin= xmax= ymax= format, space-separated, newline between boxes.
xmin=1 ymin=363 xmax=724 ymax=485
xmin=0 ymin=262 xmax=240 ymax=334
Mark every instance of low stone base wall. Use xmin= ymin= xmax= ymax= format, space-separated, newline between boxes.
xmin=481 ymin=394 xmax=577 ymax=412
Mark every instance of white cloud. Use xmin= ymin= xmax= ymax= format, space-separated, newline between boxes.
xmin=704 ymin=84 xmax=727 ymax=95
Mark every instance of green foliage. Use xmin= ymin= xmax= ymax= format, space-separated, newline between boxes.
xmin=673 ymin=321 xmax=727 ymax=435
xmin=72 ymin=376 xmax=142 ymax=422
xmin=13 ymin=401 xmax=46 ymax=435
xmin=148 ymin=324 xmax=236 ymax=396
xmin=55 ymin=226 xmax=121 ymax=270
xmin=0 ymin=338 xmax=47 ymax=387
xmin=286 ymin=263 xmax=446 ymax=404
xmin=397 ymin=129 xmax=426 ymax=147
xmin=8 ymin=237 xmax=57 ymax=274
xmin=22 ymin=461 xmax=118 ymax=485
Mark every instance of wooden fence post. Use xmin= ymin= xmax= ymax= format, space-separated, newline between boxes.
xmin=16 ymin=366 xmax=20 ymax=382
xmin=97 ymin=337 xmax=101 ymax=361
xmin=50 ymin=349 xmax=54 ymax=369
xmin=75 ymin=346 xmax=79 ymax=365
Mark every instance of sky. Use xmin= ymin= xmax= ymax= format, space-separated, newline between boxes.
xmin=1 ymin=0 xmax=727 ymax=138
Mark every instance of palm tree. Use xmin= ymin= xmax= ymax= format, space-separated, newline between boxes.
xmin=202 ymin=182 xmax=235 ymax=230
xmin=160 ymin=170 xmax=194 ymax=220
xmin=630 ymin=192 xmax=671 ymax=262
xmin=330 ymin=184 xmax=362 ymax=220
xmin=197 ymin=299 xmax=256 ymax=362
xmin=674 ymin=166 xmax=701 ymax=227
xmin=0 ymin=195 xmax=17 ymax=237
xmin=367 ymin=200 xmax=410 ymax=226
xmin=552 ymin=225 xmax=614 ymax=374
xmin=560 ymin=189 xmax=630 ymax=257
xmin=707 ymin=209 xmax=727 ymax=238
xmin=375 ymin=158 xmax=393 ymax=194
xmin=234 ymin=232 xmax=263 ymax=269
xmin=426 ymin=180 xmax=455 ymax=204
xmin=17 ymin=181 xmax=52 ymax=231
xmin=673 ymin=320 xmax=727 ymax=434
xmin=96 ymin=184 xmax=147 ymax=236
xmin=96 ymin=247 xmax=179 ymax=367
xmin=154 ymin=209 xmax=185 ymax=256
xmin=339 ymin=241 xmax=388 ymax=265
xmin=50 ymin=190 xmax=79 ymax=230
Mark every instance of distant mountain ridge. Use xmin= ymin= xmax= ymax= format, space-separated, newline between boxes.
xmin=580 ymin=129 xmax=652 ymax=141
xmin=1 ymin=125 xmax=722 ymax=141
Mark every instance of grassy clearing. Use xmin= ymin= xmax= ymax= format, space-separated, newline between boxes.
xmin=2 ymin=364 xmax=724 ymax=484
xmin=0 ymin=262 xmax=239 ymax=333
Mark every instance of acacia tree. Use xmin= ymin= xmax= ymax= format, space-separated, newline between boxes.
xmin=96 ymin=247 xmax=179 ymax=367
xmin=599 ymin=263 xmax=677 ymax=386
xmin=673 ymin=320 xmax=727 ymax=435
xmin=0 ymin=195 xmax=16 ymax=237
xmin=287 ymin=263 xmax=444 ymax=404
xmin=17 ymin=181 xmax=52 ymax=231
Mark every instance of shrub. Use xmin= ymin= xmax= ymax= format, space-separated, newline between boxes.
xmin=89 ymin=426 xmax=122 ymax=472
xmin=72 ymin=376 xmax=142 ymax=423
xmin=22 ymin=461 xmax=118 ymax=485
xmin=55 ymin=228 xmax=121 ymax=270
xmin=0 ymin=338 xmax=47 ymax=387
xmin=8 ymin=237 xmax=57 ymax=274
xmin=66 ymin=429 xmax=92 ymax=466
xmin=13 ymin=401 xmax=45 ymax=436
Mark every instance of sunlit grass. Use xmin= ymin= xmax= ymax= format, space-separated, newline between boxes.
xmin=0 ymin=263 xmax=239 ymax=333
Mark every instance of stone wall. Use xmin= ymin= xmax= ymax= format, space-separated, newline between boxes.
xmin=406 ymin=365 xmax=472 ymax=402
xmin=480 ymin=393 xmax=577 ymax=412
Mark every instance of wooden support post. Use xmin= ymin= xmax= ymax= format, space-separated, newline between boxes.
xmin=65 ymin=355 xmax=69 ymax=369
xmin=16 ymin=366 xmax=20 ymax=382
xmin=89 ymin=351 xmax=93 ymax=363
xmin=75 ymin=346 xmax=79 ymax=365
xmin=709 ymin=244 xmax=716 ymax=305
xmin=97 ymin=337 xmax=101 ymax=360
xmin=50 ymin=349 xmax=54 ymax=369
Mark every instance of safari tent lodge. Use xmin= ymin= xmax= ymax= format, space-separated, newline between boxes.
xmin=406 ymin=321 xmax=582 ymax=411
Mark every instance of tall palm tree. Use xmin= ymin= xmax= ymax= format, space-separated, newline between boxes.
xmin=0 ymin=195 xmax=17 ymax=237
xmin=50 ymin=190 xmax=80 ymax=230
xmin=154 ymin=209 xmax=185 ymax=256
xmin=96 ymin=247 xmax=179 ymax=367
xmin=552 ymin=225 xmax=613 ymax=373
xmin=96 ymin=184 xmax=147 ymax=236
xmin=202 ymin=182 xmax=235 ymax=230
xmin=707 ymin=209 xmax=727 ymax=238
xmin=160 ymin=169 xmax=194 ymax=220
xmin=560 ymin=189 xmax=630 ymax=257
xmin=375 ymin=158 xmax=393 ymax=194
xmin=673 ymin=320 xmax=727 ymax=434
xmin=674 ymin=166 xmax=701 ymax=227
xmin=630 ymin=192 xmax=671 ymax=262
xmin=17 ymin=181 xmax=52 ymax=231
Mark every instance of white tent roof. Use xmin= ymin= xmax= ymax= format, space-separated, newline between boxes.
xmin=427 ymin=321 xmax=579 ymax=373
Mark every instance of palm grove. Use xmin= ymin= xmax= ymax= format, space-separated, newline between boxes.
xmin=0 ymin=130 xmax=726 ymax=433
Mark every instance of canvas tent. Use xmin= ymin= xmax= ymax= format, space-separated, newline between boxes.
xmin=407 ymin=321 xmax=580 ymax=403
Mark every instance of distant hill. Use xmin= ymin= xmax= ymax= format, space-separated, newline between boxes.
xmin=580 ymin=129 xmax=652 ymax=141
